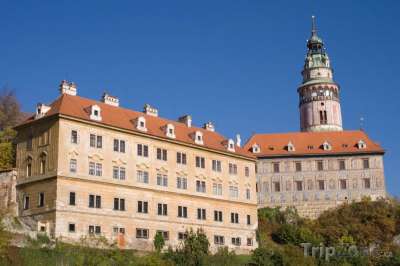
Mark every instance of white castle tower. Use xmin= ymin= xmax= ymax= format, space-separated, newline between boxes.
xmin=298 ymin=16 xmax=343 ymax=132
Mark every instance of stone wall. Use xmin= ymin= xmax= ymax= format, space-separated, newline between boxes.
xmin=257 ymin=154 xmax=387 ymax=219
xmin=0 ymin=169 xmax=17 ymax=215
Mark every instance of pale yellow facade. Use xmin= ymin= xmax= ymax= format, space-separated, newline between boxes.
xmin=16 ymin=113 xmax=258 ymax=253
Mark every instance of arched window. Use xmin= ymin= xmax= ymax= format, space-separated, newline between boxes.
xmin=26 ymin=156 xmax=33 ymax=177
xmin=39 ymin=153 xmax=47 ymax=175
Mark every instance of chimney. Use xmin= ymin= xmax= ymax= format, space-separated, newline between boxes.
xmin=203 ymin=121 xmax=215 ymax=132
xmin=236 ymin=134 xmax=241 ymax=147
xmin=59 ymin=80 xmax=77 ymax=96
xmin=178 ymin=115 xmax=192 ymax=127
xmin=101 ymin=92 xmax=119 ymax=107
xmin=143 ymin=104 xmax=158 ymax=117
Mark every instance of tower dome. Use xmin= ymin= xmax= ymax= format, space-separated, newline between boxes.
xmin=298 ymin=16 xmax=343 ymax=132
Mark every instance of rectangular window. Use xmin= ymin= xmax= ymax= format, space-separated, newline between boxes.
xmin=70 ymin=159 xmax=77 ymax=173
xmin=273 ymin=162 xmax=280 ymax=173
xmin=157 ymin=174 xmax=168 ymax=187
xmin=212 ymin=160 xmax=222 ymax=172
xmin=339 ymin=160 xmax=346 ymax=170
xmin=68 ymin=223 xmax=76 ymax=233
xmin=38 ymin=192 xmax=44 ymax=207
xmin=114 ymin=139 xmax=125 ymax=153
xmin=137 ymin=144 xmax=149 ymax=157
xmin=228 ymin=163 xmax=237 ymax=175
xmin=136 ymin=228 xmax=149 ymax=239
xmin=247 ymin=215 xmax=251 ymax=225
xmin=214 ymin=235 xmax=224 ymax=245
xmin=246 ymin=188 xmax=251 ymax=199
xmin=363 ymin=178 xmax=371 ymax=189
xmin=89 ymin=162 xmax=95 ymax=176
xmin=295 ymin=162 xmax=302 ymax=172
xmin=318 ymin=180 xmax=325 ymax=191
xmin=197 ymin=208 xmax=206 ymax=220
xmin=156 ymin=148 xmax=168 ymax=161
xmin=274 ymin=182 xmax=281 ymax=192
xmin=340 ymin=179 xmax=347 ymax=190
xmin=363 ymin=158 xmax=370 ymax=169
xmin=212 ymin=183 xmax=222 ymax=196
xmin=317 ymin=161 xmax=324 ymax=171
xmin=232 ymin=237 xmax=241 ymax=246
xmin=214 ymin=210 xmax=223 ymax=222
xmin=157 ymin=230 xmax=170 ymax=241
xmin=245 ymin=166 xmax=250 ymax=177
xmin=89 ymin=225 xmax=101 ymax=235
xmin=230 ymin=212 xmax=239 ymax=224
xmin=113 ymin=166 xmax=126 ymax=180
xmin=178 ymin=232 xmax=188 ymax=240
xmin=137 ymin=201 xmax=148 ymax=213
xmin=178 ymin=206 xmax=188 ymax=218
xmin=90 ymin=134 xmax=102 ymax=148
xmin=113 ymin=227 xmax=125 ymax=236
xmin=196 ymin=180 xmax=206 ymax=193
xmin=195 ymin=156 xmax=205 ymax=169
xmin=247 ymin=238 xmax=253 ymax=246
xmin=229 ymin=186 xmax=239 ymax=198
xmin=177 ymin=177 xmax=188 ymax=190
xmin=69 ymin=192 xmax=76 ymax=206
xmin=71 ymin=130 xmax=78 ymax=144
xmin=95 ymin=163 xmax=102 ymax=176
xmin=113 ymin=198 xmax=126 ymax=211
xmin=137 ymin=170 xmax=149 ymax=184
xmin=177 ymin=152 xmax=187 ymax=165
xmin=23 ymin=196 xmax=30 ymax=210
xmin=295 ymin=181 xmax=303 ymax=191
xmin=89 ymin=195 xmax=101 ymax=208
xmin=157 ymin=203 xmax=168 ymax=216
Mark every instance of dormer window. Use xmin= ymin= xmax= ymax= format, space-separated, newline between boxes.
xmin=89 ymin=105 xmax=102 ymax=121
xmin=322 ymin=141 xmax=332 ymax=151
xmin=35 ymin=103 xmax=51 ymax=119
xmin=252 ymin=144 xmax=260 ymax=153
xmin=166 ymin=124 xmax=176 ymax=139
xmin=136 ymin=116 xmax=147 ymax=132
xmin=287 ymin=141 xmax=295 ymax=152
xmin=357 ymin=140 xmax=366 ymax=149
xmin=194 ymin=131 xmax=204 ymax=145
xmin=227 ymin=139 xmax=235 ymax=152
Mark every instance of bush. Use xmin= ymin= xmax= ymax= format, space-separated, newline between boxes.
xmin=164 ymin=228 xmax=209 ymax=266
xmin=153 ymin=231 xmax=165 ymax=253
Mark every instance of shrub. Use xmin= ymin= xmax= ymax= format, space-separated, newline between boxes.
xmin=153 ymin=231 xmax=165 ymax=253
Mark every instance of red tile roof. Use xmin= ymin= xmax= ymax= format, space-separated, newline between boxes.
xmin=244 ymin=131 xmax=384 ymax=157
xmin=19 ymin=94 xmax=254 ymax=159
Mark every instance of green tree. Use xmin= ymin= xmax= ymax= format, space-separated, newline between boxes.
xmin=154 ymin=231 xmax=165 ymax=253
xmin=164 ymin=228 xmax=210 ymax=266
xmin=0 ymin=127 xmax=17 ymax=170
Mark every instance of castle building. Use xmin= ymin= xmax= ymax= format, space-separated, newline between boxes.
xmin=244 ymin=17 xmax=387 ymax=218
xmin=14 ymin=81 xmax=258 ymax=252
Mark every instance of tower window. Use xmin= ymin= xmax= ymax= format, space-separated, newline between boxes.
xmin=319 ymin=110 xmax=328 ymax=124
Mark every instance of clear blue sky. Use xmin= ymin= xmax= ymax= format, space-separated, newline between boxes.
xmin=1 ymin=1 xmax=399 ymax=196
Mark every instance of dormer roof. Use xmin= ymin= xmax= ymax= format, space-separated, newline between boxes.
xmin=244 ymin=131 xmax=384 ymax=157
xmin=18 ymin=94 xmax=254 ymax=159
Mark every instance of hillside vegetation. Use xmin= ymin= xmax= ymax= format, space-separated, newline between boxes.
xmin=1 ymin=198 xmax=399 ymax=265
